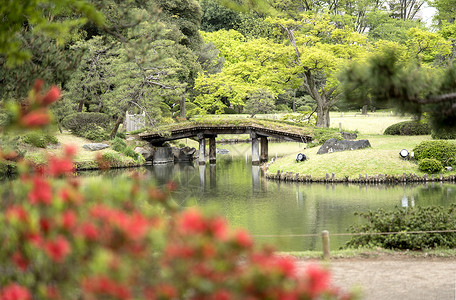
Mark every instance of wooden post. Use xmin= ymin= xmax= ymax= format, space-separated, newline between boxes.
xmin=322 ymin=230 xmax=330 ymax=260
xmin=260 ymin=136 xmax=268 ymax=163
xmin=198 ymin=133 xmax=206 ymax=165
xmin=209 ymin=135 xmax=216 ymax=164
xmin=251 ymin=132 xmax=260 ymax=166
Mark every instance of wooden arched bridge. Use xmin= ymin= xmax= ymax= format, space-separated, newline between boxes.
xmin=140 ymin=122 xmax=312 ymax=165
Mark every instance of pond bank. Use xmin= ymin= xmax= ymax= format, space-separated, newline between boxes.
xmin=265 ymin=169 xmax=456 ymax=184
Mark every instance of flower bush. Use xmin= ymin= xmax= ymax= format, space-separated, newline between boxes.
xmin=0 ymin=81 xmax=355 ymax=300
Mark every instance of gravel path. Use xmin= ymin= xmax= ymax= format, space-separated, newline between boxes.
xmin=297 ymin=257 xmax=456 ymax=300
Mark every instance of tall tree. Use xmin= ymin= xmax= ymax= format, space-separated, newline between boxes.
xmin=194 ymin=30 xmax=295 ymax=113
xmin=0 ymin=0 xmax=103 ymax=65
xmin=268 ymin=13 xmax=368 ymax=127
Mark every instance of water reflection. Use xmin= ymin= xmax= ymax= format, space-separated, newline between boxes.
xmin=96 ymin=155 xmax=456 ymax=251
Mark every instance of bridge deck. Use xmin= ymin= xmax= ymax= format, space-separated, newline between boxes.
xmin=139 ymin=125 xmax=312 ymax=145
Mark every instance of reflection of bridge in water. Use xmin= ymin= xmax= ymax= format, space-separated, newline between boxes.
xmin=140 ymin=125 xmax=312 ymax=165
xmin=150 ymin=162 xmax=265 ymax=194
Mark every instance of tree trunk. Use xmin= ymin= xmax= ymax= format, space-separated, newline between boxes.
xmin=180 ymin=96 xmax=186 ymax=119
xmin=316 ymin=101 xmax=330 ymax=127
xmin=362 ymin=105 xmax=368 ymax=115
xmin=110 ymin=113 xmax=125 ymax=139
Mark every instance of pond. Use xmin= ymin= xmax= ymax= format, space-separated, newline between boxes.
xmin=142 ymin=142 xmax=456 ymax=252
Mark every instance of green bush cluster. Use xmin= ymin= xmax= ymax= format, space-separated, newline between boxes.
xmin=383 ymin=121 xmax=430 ymax=135
xmin=312 ymin=128 xmax=344 ymax=145
xmin=412 ymin=140 xmax=456 ymax=166
xmin=297 ymin=105 xmax=312 ymax=112
xmin=345 ymin=205 xmax=456 ymax=250
xmin=22 ymin=131 xmax=59 ymax=148
xmin=62 ymin=112 xmax=110 ymax=141
xmin=110 ymin=137 xmax=143 ymax=162
xmin=418 ymin=158 xmax=443 ymax=173
xmin=431 ymin=128 xmax=456 ymax=140
xmin=82 ymin=125 xmax=109 ymax=142
xmin=101 ymin=152 xmax=124 ymax=168
xmin=111 ymin=137 xmax=127 ymax=152
xmin=0 ymin=160 xmax=17 ymax=179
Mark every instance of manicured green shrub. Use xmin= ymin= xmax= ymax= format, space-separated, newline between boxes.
xmin=418 ymin=158 xmax=443 ymax=173
xmin=122 ymin=147 xmax=139 ymax=160
xmin=431 ymin=128 xmax=456 ymax=140
xmin=101 ymin=151 xmax=124 ymax=168
xmin=22 ymin=131 xmax=59 ymax=148
xmin=413 ymin=140 xmax=456 ymax=165
xmin=345 ymin=205 xmax=456 ymax=250
xmin=81 ymin=125 xmax=109 ymax=142
xmin=313 ymin=128 xmax=344 ymax=145
xmin=297 ymin=105 xmax=312 ymax=112
xmin=111 ymin=137 xmax=127 ymax=152
xmin=62 ymin=112 xmax=110 ymax=134
xmin=383 ymin=121 xmax=430 ymax=135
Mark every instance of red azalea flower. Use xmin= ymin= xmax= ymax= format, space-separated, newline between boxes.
xmin=63 ymin=144 xmax=77 ymax=158
xmin=62 ymin=210 xmax=77 ymax=230
xmin=209 ymin=217 xmax=228 ymax=240
xmin=39 ymin=217 xmax=52 ymax=233
xmin=305 ymin=264 xmax=330 ymax=298
xmin=0 ymin=283 xmax=31 ymax=300
xmin=28 ymin=176 xmax=52 ymax=205
xmin=26 ymin=232 xmax=43 ymax=247
xmin=12 ymin=252 xmax=28 ymax=271
xmin=43 ymin=236 xmax=71 ymax=263
xmin=42 ymin=86 xmax=60 ymax=106
xmin=212 ymin=290 xmax=233 ymax=300
xmin=48 ymin=156 xmax=74 ymax=177
xmin=82 ymin=276 xmax=131 ymax=299
xmin=5 ymin=205 xmax=28 ymax=222
xmin=20 ymin=109 xmax=50 ymax=128
xmin=80 ymin=222 xmax=99 ymax=241
xmin=179 ymin=208 xmax=206 ymax=234
xmin=275 ymin=256 xmax=297 ymax=278
xmin=234 ymin=229 xmax=253 ymax=249
xmin=123 ymin=212 xmax=150 ymax=240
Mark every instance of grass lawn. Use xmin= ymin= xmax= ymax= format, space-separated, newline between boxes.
xmin=266 ymin=112 xmax=450 ymax=180
xmin=24 ymin=131 xmax=137 ymax=168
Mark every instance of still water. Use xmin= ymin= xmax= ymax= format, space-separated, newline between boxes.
xmin=144 ymin=142 xmax=456 ymax=252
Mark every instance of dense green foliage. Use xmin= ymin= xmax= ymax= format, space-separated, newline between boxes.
xmin=418 ymin=158 xmax=443 ymax=173
xmin=412 ymin=140 xmax=456 ymax=166
xmin=62 ymin=112 xmax=110 ymax=132
xmin=431 ymin=128 xmax=456 ymax=139
xmin=346 ymin=205 xmax=456 ymax=250
xmin=383 ymin=121 xmax=430 ymax=135
xmin=22 ymin=131 xmax=59 ymax=148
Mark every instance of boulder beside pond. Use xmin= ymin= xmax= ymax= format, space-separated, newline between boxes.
xmin=83 ymin=143 xmax=110 ymax=151
xmin=317 ymin=138 xmax=371 ymax=154
xmin=172 ymin=146 xmax=196 ymax=162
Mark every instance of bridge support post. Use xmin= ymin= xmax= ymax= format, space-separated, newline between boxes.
xmin=209 ymin=135 xmax=217 ymax=164
xmin=251 ymin=132 xmax=260 ymax=166
xmin=198 ymin=133 xmax=206 ymax=165
xmin=260 ymin=136 xmax=268 ymax=163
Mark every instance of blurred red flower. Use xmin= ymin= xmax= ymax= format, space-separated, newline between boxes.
xmin=28 ymin=177 xmax=52 ymax=205
xmin=20 ymin=110 xmax=50 ymax=128
xmin=43 ymin=236 xmax=71 ymax=263
xmin=0 ymin=283 xmax=31 ymax=300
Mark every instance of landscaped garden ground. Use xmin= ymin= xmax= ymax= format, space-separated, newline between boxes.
xmin=265 ymin=112 xmax=453 ymax=180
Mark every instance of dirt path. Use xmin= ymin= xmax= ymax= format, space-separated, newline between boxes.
xmin=297 ymin=256 xmax=456 ymax=300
